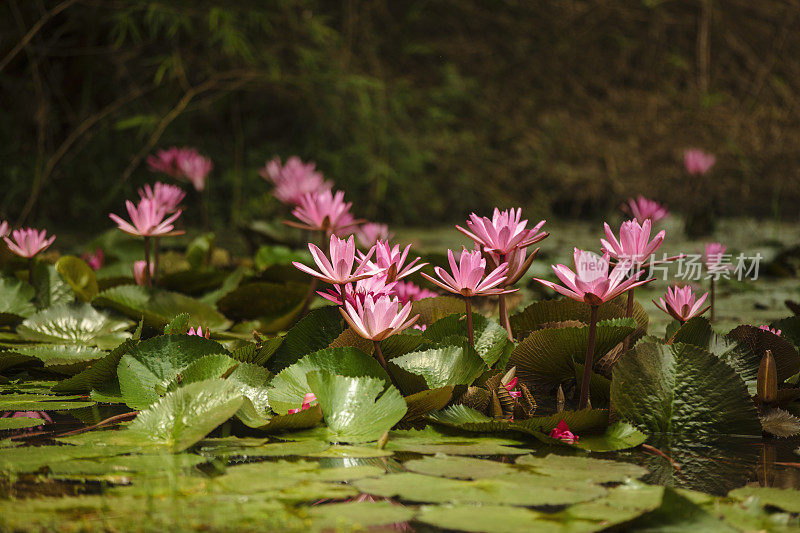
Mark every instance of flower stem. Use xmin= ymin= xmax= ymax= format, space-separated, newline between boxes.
xmin=298 ymin=231 xmax=325 ymax=318
xmin=710 ymin=278 xmax=716 ymax=322
xmin=28 ymin=257 xmax=34 ymax=286
xmin=578 ymin=304 xmax=599 ymax=410
xmin=498 ymin=293 xmax=514 ymax=342
xmin=465 ymin=297 xmax=474 ymax=347
xmin=143 ymin=236 xmax=152 ymax=287
xmin=200 ymin=190 xmax=210 ymax=233
xmin=373 ymin=340 xmax=398 ymax=388
xmin=153 ymin=237 xmax=161 ymax=284
xmin=622 ymin=287 xmax=635 ymax=353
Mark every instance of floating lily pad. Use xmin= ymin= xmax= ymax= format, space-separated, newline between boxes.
xmin=117 ymin=334 xmax=228 ymax=409
xmin=575 ymin=421 xmax=648 ymax=452
xmin=728 ymin=486 xmax=800 ymax=513
xmin=0 ymin=442 xmax=139 ymax=473
xmin=564 ymin=481 xmax=665 ymax=528
xmin=198 ymin=437 xmax=329 ymax=458
xmin=416 ymin=504 xmax=570 ymax=533
xmin=93 ymin=284 xmax=231 ymax=331
xmin=269 ymin=347 xmax=389 ymax=415
xmin=12 ymin=344 xmax=106 ymax=374
xmin=0 ymin=417 xmax=47 ymax=431
xmin=627 ymin=487 xmax=737 ymax=532
xmin=129 ymin=379 xmax=244 ymax=452
xmin=17 ymin=303 xmax=132 ymax=349
xmin=0 ymin=393 xmax=94 ymax=411
xmin=611 ymin=339 xmax=762 ymax=436
xmin=308 ymin=371 xmax=407 ymax=443
xmin=306 ymin=501 xmax=414 ymax=531
xmin=404 ymin=454 xmax=517 ymax=480
xmin=516 ymin=453 xmax=648 ymax=483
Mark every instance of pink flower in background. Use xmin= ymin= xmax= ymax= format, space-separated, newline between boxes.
xmin=684 ymin=149 xmax=716 ymax=175
xmin=139 ymin=182 xmax=186 ymax=213
xmin=361 ymin=241 xmax=426 ymax=282
xmin=704 ymin=242 xmax=727 ymax=269
xmin=393 ymin=281 xmax=438 ymax=305
xmin=534 ymin=249 xmax=651 ymax=306
xmin=147 ymin=147 xmax=212 ymax=191
xmin=288 ymin=190 xmax=358 ymax=235
xmin=412 ymin=324 xmax=427 ymax=332
xmin=4 ymin=228 xmax=55 ymax=259
xmin=82 ymin=248 xmax=105 ymax=270
xmin=260 ymin=156 xmax=332 ymax=205
xmin=356 ymin=222 xmax=393 ymax=249
xmin=319 ymin=275 xmax=397 ymax=307
xmin=293 ymin=234 xmax=375 ymax=286
xmin=132 ymin=260 xmax=154 ymax=286
xmin=601 ymin=219 xmax=665 ymax=267
xmin=653 ymin=285 xmax=710 ymax=323
xmin=456 ymin=208 xmax=547 ymax=255
xmin=288 ymin=392 xmax=318 ymax=414
xmin=1 ymin=411 xmax=52 ymax=431
xmin=188 ymin=326 xmax=210 ymax=339
xmin=176 ymin=150 xmax=212 ymax=191
xmin=759 ymin=325 xmax=782 ymax=336
xmin=0 ymin=221 xmax=9 ymax=238
xmin=340 ymin=294 xmax=418 ymax=341
xmin=549 ymin=420 xmax=578 ymax=444
xmin=623 ymin=196 xmax=669 ymax=224
xmin=109 ymin=198 xmax=183 ymax=238
xmin=421 ymin=249 xmax=515 ymax=298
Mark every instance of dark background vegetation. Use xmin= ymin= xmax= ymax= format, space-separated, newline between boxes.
xmin=2 ymin=0 xmax=799 ymax=232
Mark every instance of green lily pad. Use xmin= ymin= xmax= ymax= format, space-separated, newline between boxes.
xmin=353 ymin=471 xmax=606 ymax=506
xmin=672 ymin=317 xmax=762 ymax=382
xmin=129 ymin=379 xmax=244 ymax=452
xmin=728 ymin=486 xmax=800 ymax=513
xmin=269 ymin=347 xmax=389 ymax=415
xmin=165 ymin=354 xmax=239 ymax=391
xmin=117 ymin=334 xmax=228 ymax=409
xmin=0 ymin=393 xmax=94 ymax=411
xmin=509 ymin=318 xmax=636 ymax=390
xmin=575 ymin=421 xmax=648 ymax=452
xmin=403 ymin=386 xmax=454 ymax=422
xmin=32 ymin=262 xmax=74 ymax=309
xmin=48 ymin=452 xmax=205 ymax=478
xmin=55 ymin=256 xmax=99 ymax=302
xmin=11 ymin=344 xmax=106 ymax=374
xmin=404 ymin=454 xmax=517 ymax=480
xmin=0 ymin=443 xmax=140 ymax=473
xmin=516 ymin=454 xmax=648 ymax=483
xmin=307 ymin=371 xmax=407 ymax=443
xmin=564 ymin=481 xmax=665 ymax=528
xmin=198 ymin=437 xmax=329 ymax=459
xmin=226 ymin=362 xmax=272 ymax=427
xmin=0 ymin=275 xmax=35 ymax=325
xmin=52 ymin=334 xmax=140 ymax=393
xmin=628 ymin=487 xmax=737 ymax=531
xmin=0 ymin=416 xmax=48 ymax=431
xmin=267 ymin=306 xmax=345 ymax=372
xmin=611 ymin=339 xmax=762 ymax=436
xmin=230 ymin=337 xmax=283 ymax=366
xmin=416 ymin=504 xmax=572 ymax=533
xmin=390 ymin=340 xmax=486 ymax=393
xmin=411 ymin=296 xmax=466 ymax=325
xmin=17 ymin=302 xmax=132 ymax=349
xmin=93 ymin=284 xmax=232 ymax=331
xmin=424 ymin=313 xmax=512 ymax=368
xmin=217 ymin=281 xmax=307 ymax=325
xmin=306 ymin=501 xmax=415 ymax=531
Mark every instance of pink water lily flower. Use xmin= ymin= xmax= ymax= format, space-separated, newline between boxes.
xmin=601 ymin=219 xmax=665 ymax=267
xmin=260 ymin=156 xmax=332 ymax=206
xmin=0 ymin=221 xmax=9 ymax=238
xmin=549 ymin=420 xmax=578 ymax=444
xmin=361 ymin=241 xmax=426 ymax=282
xmin=456 ymin=208 xmax=547 ymax=255
xmin=654 ymin=285 xmax=710 ymax=323
xmin=340 ymin=294 xmax=418 ymax=342
xmin=421 ymin=249 xmax=515 ymax=298
xmin=319 ymin=274 xmax=397 ymax=307
xmin=287 ymin=190 xmax=359 ymax=235
xmin=759 ymin=325 xmax=782 ymax=336
xmin=82 ymin=248 xmax=104 ymax=271
xmin=109 ymin=198 xmax=183 ymax=238
xmin=4 ymin=228 xmax=56 ymax=259
xmin=503 ymin=377 xmax=522 ymax=399
xmin=704 ymin=242 xmax=727 ymax=269
xmin=147 ymin=147 xmax=212 ymax=191
xmin=393 ymin=281 xmax=438 ymax=305
xmin=139 ymin=182 xmax=186 ymax=213
xmin=684 ymin=149 xmax=716 ymax=176
xmin=623 ymin=196 xmax=669 ymax=224
xmin=188 ymin=326 xmax=210 ymax=339
xmin=293 ymin=234 xmax=376 ymax=286
xmin=356 ymin=222 xmax=393 ymax=249
xmin=288 ymin=393 xmax=318 ymax=414
xmin=534 ymin=249 xmax=650 ymax=306
xmin=132 ymin=260 xmax=154 ymax=286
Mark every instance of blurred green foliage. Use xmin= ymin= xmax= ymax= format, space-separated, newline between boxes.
xmin=2 ymin=1 xmax=799 ymax=231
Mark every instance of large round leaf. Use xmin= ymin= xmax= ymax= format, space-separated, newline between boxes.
xmin=17 ymin=303 xmax=132 ymax=349
xmin=117 ymin=334 xmax=228 ymax=409
xmin=12 ymin=344 xmax=106 ymax=375
xmin=269 ymin=347 xmax=390 ymax=415
xmin=611 ymin=339 xmax=761 ymax=436
xmin=267 ymin=306 xmax=345 ymax=373
xmin=129 ymin=379 xmax=244 ymax=452
xmin=728 ymin=324 xmax=800 ymax=382
xmin=217 ymin=281 xmax=307 ymax=323
xmin=93 ymin=285 xmax=231 ymax=331
xmin=55 ymin=256 xmax=99 ymax=302
xmin=423 ymin=313 xmax=511 ymax=368
xmin=0 ymin=276 xmax=35 ymax=325
xmin=508 ymin=318 xmax=636 ymax=390
xmin=307 ymin=371 xmax=407 ymax=443
xmin=411 ymin=296 xmax=465 ymax=325
xmin=32 ymin=262 xmax=75 ymax=309
xmin=390 ymin=341 xmax=486 ymax=392
xmin=672 ymin=317 xmax=762 ymax=382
